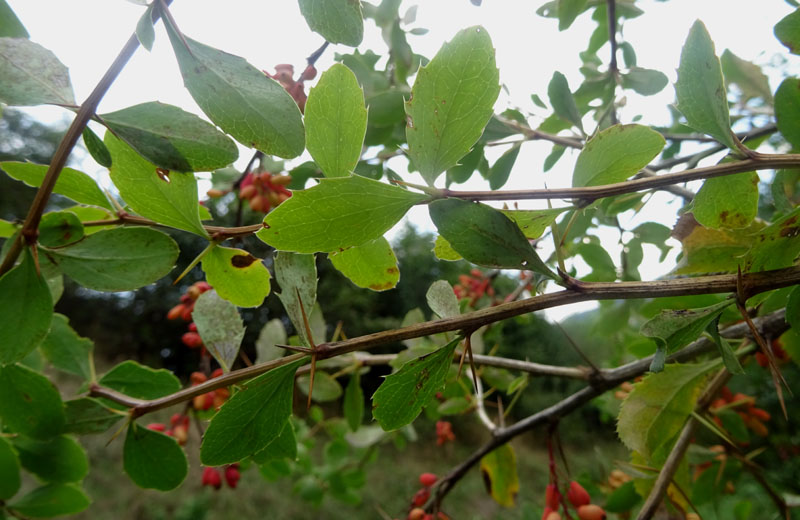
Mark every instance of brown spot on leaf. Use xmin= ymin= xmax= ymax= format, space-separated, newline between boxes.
xmin=386 ymin=267 xmax=399 ymax=274
xmin=156 ymin=168 xmax=171 ymax=183
xmin=369 ymin=281 xmax=394 ymax=291
xmin=22 ymin=392 xmax=32 ymax=402
xmin=231 ymin=254 xmax=258 ymax=268
xmin=719 ymin=211 xmax=729 ymax=222
xmin=780 ymin=225 xmax=799 ymax=238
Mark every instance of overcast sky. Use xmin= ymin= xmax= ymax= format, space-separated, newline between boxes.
xmin=6 ymin=0 xmax=797 ymax=315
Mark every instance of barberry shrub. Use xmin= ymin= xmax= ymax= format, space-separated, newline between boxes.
xmin=0 ymin=1 xmax=799 ymax=519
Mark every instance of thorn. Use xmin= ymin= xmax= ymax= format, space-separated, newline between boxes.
xmin=274 ymin=344 xmax=312 ymax=354
xmin=296 ymin=288 xmax=317 ymax=410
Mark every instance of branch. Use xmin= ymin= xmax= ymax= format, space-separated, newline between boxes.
xmin=606 ymin=0 xmax=619 ymax=125
xmin=87 ymin=264 xmax=800 ymax=415
xmin=81 ymin=213 xmax=264 ymax=240
xmin=432 ymin=311 xmax=788 ymax=507
xmin=636 ymin=368 xmax=732 ymax=519
xmin=0 ymin=1 xmax=173 ymax=277
xmin=438 ymin=153 xmax=800 ymax=203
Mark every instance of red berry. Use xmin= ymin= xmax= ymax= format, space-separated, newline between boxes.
xmin=181 ymin=332 xmax=203 ymax=348
xmin=170 ymin=413 xmax=183 ymax=426
xmin=167 ymin=304 xmax=186 ymax=320
xmin=211 ymin=368 xmax=224 ymax=379
xmin=408 ymin=509 xmax=425 ymax=520
xmin=202 ymin=467 xmax=222 ymax=490
xmin=146 ymin=423 xmax=165 ymax=432
xmin=545 ymin=512 xmax=562 ymax=520
xmin=576 ymin=504 xmax=606 ymax=520
xmin=567 ymin=481 xmax=591 ymax=508
xmin=188 ymin=322 xmax=198 ymax=332
xmin=412 ymin=487 xmax=430 ymax=507
xmin=419 ymin=473 xmax=437 ymax=487
xmin=545 ymin=483 xmax=561 ymax=510
xmin=190 ymin=371 xmax=207 ymax=385
xmin=225 ymin=465 xmax=241 ymax=488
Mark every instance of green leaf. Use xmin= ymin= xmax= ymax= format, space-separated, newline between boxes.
xmin=576 ymin=241 xmax=617 ymax=281
xmin=548 ymin=71 xmax=583 ymax=131
xmin=40 ymin=314 xmax=92 ymax=380
xmin=0 ymin=218 xmax=17 ymax=238
xmin=774 ymin=78 xmax=800 ymax=149
xmin=787 ymin=286 xmax=800 ymax=331
xmin=298 ymin=0 xmax=364 ymax=46
xmin=501 ymin=207 xmax=566 ymax=240
xmin=123 ymin=423 xmax=188 ymax=491
xmin=604 ymin=481 xmax=641 ymax=513
xmin=720 ymin=50 xmax=773 ymax=102
xmin=328 ymin=237 xmax=399 ymax=291
xmin=200 ymin=359 xmax=303 ymax=466
xmin=0 ymin=248 xmax=53 ymax=364
xmin=621 ymin=67 xmax=669 ymax=96
xmin=62 ymin=205 xmax=114 ymax=235
xmin=63 ymin=398 xmax=122 ymax=435
xmin=446 ymin=144 xmax=484 ymax=186
xmin=192 ymin=289 xmax=245 ymax=372
xmin=488 ymin=143 xmax=521 ymax=190
xmin=163 ymin=23 xmax=304 ymax=158
xmin=0 ymin=436 xmax=21 ymax=500
xmin=274 ymin=252 xmax=318 ymax=347
xmin=372 ymin=338 xmax=459 ymax=431
xmin=135 ymin=4 xmax=155 ymax=51
xmin=429 ymin=198 xmax=555 ymax=277
xmin=252 ymin=420 xmax=297 ymax=463
xmin=14 ymin=435 xmax=88 ymax=483
xmin=705 ymin=317 xmax=744 ymax=375
xmin=405 ymin=26 xmax=500 ymax=185
xmin=426 ymin=280 xmax=459 ymax=319
xmin=297 ymin=372 xmax=343 ymax=402
xmin=1 ymin=162 xmax=111 ymax=210
xmin=479 ymin=443 xmax=519 ymax=507
xmin=202 ymin=245 xmax=271 ymax=308
xmin=675 ymin=20 xmax=737 ymax=150
xmin=640 ymin=300 xmax=733 ymax=353
xmin=101 ymin=102 xmax=239 ymax=172
xmin=105 ymin=133 xmax=208 ymax=237
xmin=305 ymin=64 xmax=367 ymax=178
xmin=557 ymin=0 xmax=587 ymax=31
xmin=258 ymin=175 xmax=426 ymax=253
xmin=344 ymin=372 xmax=364 ymax=432
xmin=0 ymin=364 xmax=64 ymax=439
xmin=693 ymin=171 xmax=758 ymax=229
xmin=38 ymin=211 xmax=83 ymax=248
xmin=0 ymin=0 xmax=29 ymax=38
xmin=438 ymin=396 xmax=471 ymax=415
xmin=8 ymin=483 xmax=90 ymax=518
xmin=617 ymin=362 xmax=716 ymax=458
xmin=572 ymin=124 xmax=664 ymax=187
xmin=81 ymin=127 xmax=112 ymax=168
xmin=44 ymin=227 xmax=179 ymax=292
xmin=775 ymin=8 xmax=800 ymax=55
xmin=745 ymin=207 xmax=800 ymax=271
xmin=0 ymin=37 xmax=74 ymax=106
xmin=99 ymin=360 xmax=180 ymax=400
xmin=255 ymin=319 xmax=287 ymax=364
xmin=433 ymin=235 xmax=462 ymax=261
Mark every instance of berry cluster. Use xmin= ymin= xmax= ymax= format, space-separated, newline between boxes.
xmin=542 ymin=481 xmax=606 ymax=520
xmin=239 ymin=171 xmax=292 ymax=213
xmin=147 ymin=413 xmax=190 ymax=446
xmin=435 ymin=420 xmax=455 ymax=446
xmin=406 ymin=473 xmax=449 ymax=520
xmin=453 ymin=269 xmax=495 ymax=308
xmin=710 ymin=386 xmax=771 ymax=438
xmin=190 ymin=369 xmax=230 ymax=411
xmin=201 ymin=464 xmax=240 ymax=490
xmin=167 ymin=281 xmax=212 ymax=350
xmin=265 ymin=63 xmax=317 ymax=113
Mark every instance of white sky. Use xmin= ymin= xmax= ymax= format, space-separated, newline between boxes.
xmin=6 ymin=0 xmax=796 ymax=317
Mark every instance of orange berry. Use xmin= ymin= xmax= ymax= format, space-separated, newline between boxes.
xmin=408 ymin=509 xmax=426 ymax=520
xmin=211 ymin=368 xmax=224 ymax=379
xmin=171 ymin=424 xmax=188 ymax=445
xmin=576 ymin=504 xmax=606 ymax=520
xmin=567 ymin=481 xmax=591 ymax=508
xmin=545 ymin=512 xmax=562 ymax=520
xmin=206 ymin=188 xmax=225 ymax=198
xmin=167 ymin=304 xmax=186 ymax=320
xmin=249 ymin=194 xmax=265 ymax=212
xmin=749 ymin=407 xmax=771 ymax=422
xmin=270 ymin=174 xmax=292 ymax=186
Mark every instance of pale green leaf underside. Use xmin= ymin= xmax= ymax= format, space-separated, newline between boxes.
xmin=406 ymin=26 xmax=500 ymax=185
xmin=192 ymin=290 xmax=245 ymax=372
xmin=258 ymin=175 xmax=427 ymax=253
xmin=674 ymin=20 xmax=736 ymax=150
xmin=305 ymin=63 xmax=367 ymax=178
xmin=298 ymin=0 xmax=364 ymax=46
xmin=617 ymin=362 xmax=717 ymax=458
xmin=640 ymin=300 xmax=733 ymax=353
xmin=105 ymin=133 xmax=208 ymax=237
xmin=274 ymin=252 xmax=318 ymax=348
xmin=693 ymin=171 xmax=758 ymax=229
xmin=328 ymin=237 xmax=399 ymax=291
xmin=426 ymin=279 xmax=459 ymax=319
xmin=572 ymin=124 xmax=665 ymax=188
xmin=0 ymin=37 xmax=74 ymax=106
xmin=372 ymin=338 xmax=459 ymax=431
xmin=164 ymin=25 xmax=305 ymax=158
